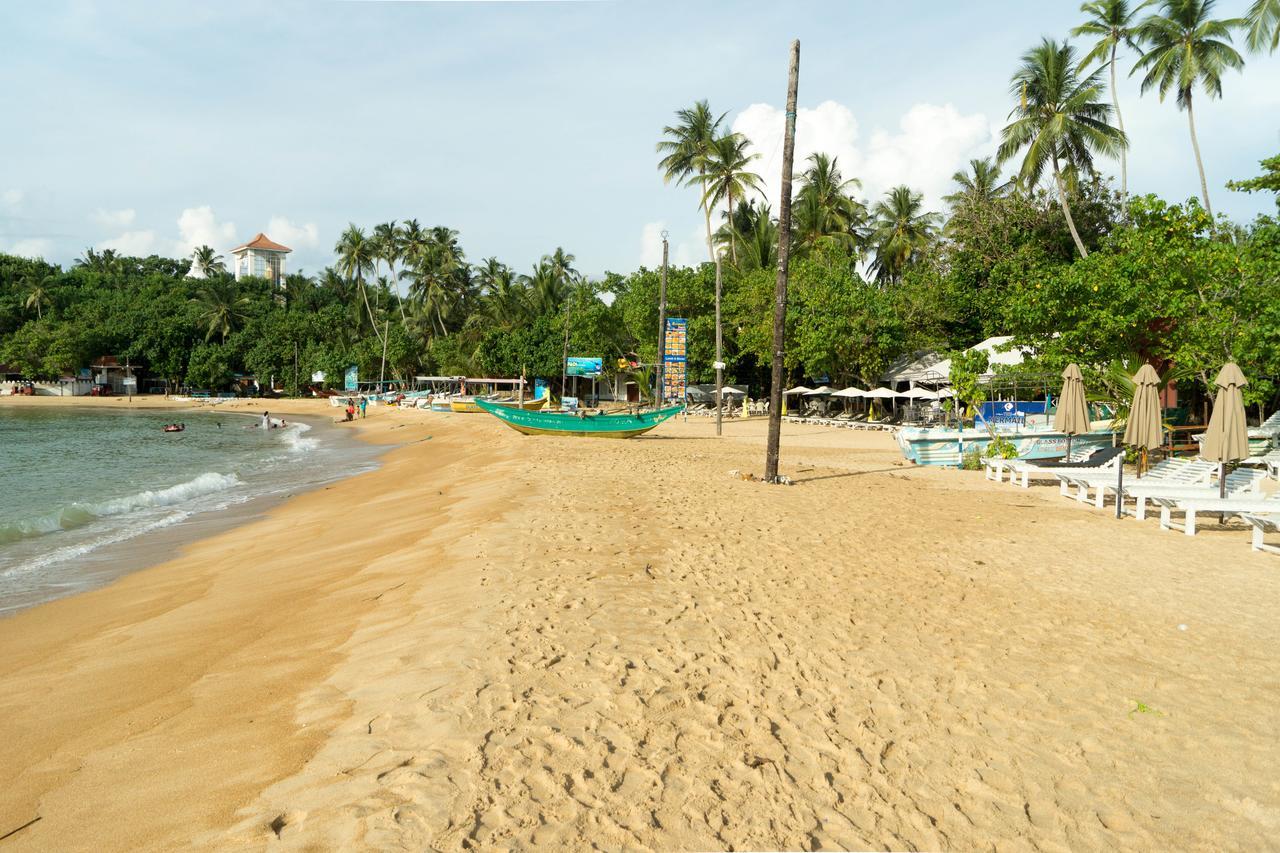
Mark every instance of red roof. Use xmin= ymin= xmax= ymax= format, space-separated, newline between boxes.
xmin=232 ymin=233 xmax=291 ymax=253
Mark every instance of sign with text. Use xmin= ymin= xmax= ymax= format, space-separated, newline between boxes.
xmin=566 ymin=357 xmax=603 ymax=377
xmin=663 ymin=318 xmax=688 ymax=402
xmin=344 ymin=365 xmax=359 ymax=391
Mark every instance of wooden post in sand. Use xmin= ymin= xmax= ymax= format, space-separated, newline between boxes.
xmin=765 ymin=39 xmax=800 ymax=483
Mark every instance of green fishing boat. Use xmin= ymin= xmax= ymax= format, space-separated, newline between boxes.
xmin=476 ymin=399 xmax=684 ymax=438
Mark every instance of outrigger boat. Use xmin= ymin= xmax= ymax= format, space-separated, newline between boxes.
xmin=476 ymin=399 xmax=683 ymax=438
xmin=498 ymin=396 xmax=548 ymax=411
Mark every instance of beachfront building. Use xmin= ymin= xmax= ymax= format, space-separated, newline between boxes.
xmin=231 ymin=233 xmax=291 ymax=287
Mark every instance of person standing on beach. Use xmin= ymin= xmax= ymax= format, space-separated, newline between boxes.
xmin=359 ymin=398 xmax=367 ymax=419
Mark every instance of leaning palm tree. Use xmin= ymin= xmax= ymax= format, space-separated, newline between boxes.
xmin=998 ymin=38 xmax=1126 ymax=258
xmin=334 ymin=224 xmax=382 ymax=342
xmin=1073 ymin=1 xmax=1141 ymax=199
xmin=943 ymin=157 xmax=1012 ymax=207
xmin=700 ymin=132 xmax=763 ymax=266
xmin=868 ymin=186 xmax=941 ymax=283
xmin=191 ymin=278 xmax=251 ymax=343
xmin=793 ymin=152 xmax=868 ymax=255
xmin=191 ymin=245 xmax=226 ymax=277
xmin=1245 ymin=0 xmax=1280 ymax=52
xmin=1133 ymin=0 xmax=1245 ymax=218
xmin=23 ymin=274 xmax=53 ymax=320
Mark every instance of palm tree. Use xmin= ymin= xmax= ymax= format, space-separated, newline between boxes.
xmin=701 ymin=133 xmax=763 ymax=266
xmin=372 ymin=221 xmax=405 ymax=324
xmin=943 ymin=157 xmax=1012 ymax=207
xmin=401 ymin=227 xmax=468 ymax=337
xmin=715 ymin=199 xmax=779 ymax=270
xmin=998 ymin=38 xmax=1126 ymax=258
xmin=658 ymin=101 xmax=731 ymax=428
xmin=868 ymin=186 xmax=940 ymax=283
xmin=191 ymin=245 xmax=226 ymax=278
xmin=334 ymin=224 xmax=382 ymax=341
xmin=23 ymin=273 xmax=53 ymax=320
xmin=1245 ymin=0 xmax=1280 ymax=53
xmin=473 ymin=258 xmax=528 ymax=328
xmin=1134 ymin=1 xmax=1245 ymax=218
xmin=793 ymin=152 xmax=868 ymax=254
xmin=191 ymin=278 xmax=251 ymax=343
xmin=1073 ymin=1 xmax=1141 ymax=199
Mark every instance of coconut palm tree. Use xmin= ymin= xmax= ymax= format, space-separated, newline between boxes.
xmin=372 ymin=221 xmax=405 ymax=323
xmin=700 ymin=132 xmax=763 ymax=266
xmin=868 ymin=186 xmax=941 ymax=283
xmin=334 ymin=224 xmax=382 ymax=341
xmin=658 ymin=101 xmax=731 ymax=428
xmin=191 ymin=278 xmax=251 ymax=343
xmin=998 ymin=38 xmax=1126 ymax=258
xmin=793 ymin=152 xmax=868 ymax=254
xmin=1133 ymin=0 xmax=1245 ymax=218
xmin=943 ymin=157 xmax=1013 ymax=207
xmin=473 ymin=258 xmax=528 ymax=329
xmin=191 ymin=244 xmax=226 ymax=278
xmin=1073 ymin=1 xmax=1141 ymax=199
xmin=715 ymin=199 xmax=779 ymax=270
xmin=23 ymin=273 xmax=53 ymax=320
xmin=1245 ymin=0 xmax=1280 ymax=53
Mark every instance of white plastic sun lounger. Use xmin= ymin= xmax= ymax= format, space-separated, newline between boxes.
xmin=1058 ymin=459 xmax=1216 ymax=508
xmin=1156 ymin=494 xmax=1280 ymax=535
xmin=1119 ymin=469 xmax=1266 ymax=520
xmin=1242 ymin=513 xmax=1280 ymax=554
xmin=998 ymin=449 xmax=1122 ymax=488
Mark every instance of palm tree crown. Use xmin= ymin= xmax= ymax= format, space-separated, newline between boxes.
xmin=1245 ymin=0 xmax=1280 ymax=53
xmin=1072 ymin=0 xmax=1140 ymax=198
xmin=793 ymin=152 xmax=868 ymax=255
xmin=869 ymin=186 xmax=940 ymax=284
xmin=998 ymin=38 xmax=1126 ymax=257
xmin=700 ymin=132 xmax=763 ymax=265
xmin=191 ymin=245 xmax=226 ymax=278
xmin=1133 ymin=0 xmax=1244 ymax=216
xmin=944 ymin=158 xmax=1012 ymax=208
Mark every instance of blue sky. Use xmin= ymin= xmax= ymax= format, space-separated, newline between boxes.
xmin=1 ymin=0 xmax=1277 ymax=278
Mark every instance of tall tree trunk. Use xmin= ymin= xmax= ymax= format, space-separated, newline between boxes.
xmin=1186 ymin=93 xmax=1213 ymax=218
xmin=1052 ymin=158 xmax=1089 ymax=259
xmin=699 ymin=168 xmax=724 ymax=437
xmin=358 ymin=276 xmax=385 ymax=344
xmin=1110 ymin=45 xmax=1127 ymax=201
xmin=726 ymin=189 xmax=738 ymax=266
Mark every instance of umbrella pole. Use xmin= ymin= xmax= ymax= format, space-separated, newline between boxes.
xmin=1115 ymin=459 xmax=1124 ymax=520
xmin=1219 ymin=462 xmax=1226 ymax=499
xmin=1065 ymin=434 xmax=1072 ymax=461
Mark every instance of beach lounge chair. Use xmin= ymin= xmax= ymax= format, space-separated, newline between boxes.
xmin=1120 ymin=468 xmax=1266 ymax=520
xmin=1242 ymin=513 xmax=1280 ymax=554
xmin=1157 ymin=494 xmax=1280 ymax=535
xmin=984 ymin=445 xmax=1112 ymax=485
xmin=1056 ymin=458 xmax=1216 ymax=507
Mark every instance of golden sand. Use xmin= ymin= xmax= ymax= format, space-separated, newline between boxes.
xmin=1 ymin=398 xmax=1277 ymax=850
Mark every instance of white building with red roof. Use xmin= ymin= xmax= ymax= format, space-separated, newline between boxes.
xmin=231 ymin=232 xmax=291 ymax=285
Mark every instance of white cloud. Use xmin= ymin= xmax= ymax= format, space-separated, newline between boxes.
xmin=92 ymin=207 xmax=136 ymax=227
xmin=266 ymin=215 xmax=319 ymax=250
xmin=1 ymin=189 xmax=22 ymax=209
xmin=672 ymin=221 xmax=710 ymax=268
xmin=640 ymin=221 xmax=668 ymax=268
xmin=174 ymin=205 xmax=236 ymax=256
xmin=100 ymin=230 xmax=160 ymax=256
xmin=731 ymin=100 xmax=995 ymax=215
xmin=6 ymin=238 xmax=53 ymax=259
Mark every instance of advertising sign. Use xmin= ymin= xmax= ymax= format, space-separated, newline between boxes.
xmin=344 ymin=365 xmax=359 ymax=391
xmin=534 ymin=378 xmax=549 ymax=400
xmin=662 ymin=318 xmax=688 ymax=402
xmin=561 ymin=396 xmax=579 ymax=411
xmin=566 ymin=357 xmax=603 ymax=377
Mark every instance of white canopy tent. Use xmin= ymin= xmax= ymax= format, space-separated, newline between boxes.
xmin=783 ymin=385 xmax=814 ymax=395
xmin=862 ymin=387 xmax=899 ymax=399
xmin=804 ymin=385 xmax=834 ymax=396
xmin=831 ymin=387 xmax=865 ymax=398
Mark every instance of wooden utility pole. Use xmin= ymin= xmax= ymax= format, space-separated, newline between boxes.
xmin=714 ymin=247 xmax=724 ymax=436
xmin=765 ymin=39 xmax=800 ymax=483
xmin=656 ymin=230 xmax=669 ymax=403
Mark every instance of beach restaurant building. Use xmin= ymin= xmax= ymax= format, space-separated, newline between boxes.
xmin=231 ymin=233 xmax=291 ymax=287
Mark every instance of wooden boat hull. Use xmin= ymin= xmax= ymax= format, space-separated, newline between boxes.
xmin=476 ymin=399 xmax=683 ymax=438
xmin=498 ymin=397 xmax=548 ymax=411
xmin=450 ymin=397 xmax=484 ymax=413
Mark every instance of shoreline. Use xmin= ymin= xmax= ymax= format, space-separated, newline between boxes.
xmin=1 ymin=409 xmax=1277 ymax=850
xmin=0 ymin=399 xmax=384 ymax=618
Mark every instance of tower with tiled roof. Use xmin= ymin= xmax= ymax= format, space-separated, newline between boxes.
xmin=231 ymin=233 xmax=291 ymax=286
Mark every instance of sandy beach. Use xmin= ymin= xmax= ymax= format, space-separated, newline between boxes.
xmin=1 ymin=398 xmax=1277 ymax=850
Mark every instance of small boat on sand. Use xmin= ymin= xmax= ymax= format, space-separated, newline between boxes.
xmin=497 ymin=397 xmax=548 ymax=411
xmin=477 ymin=399 xmax=683 ymax=438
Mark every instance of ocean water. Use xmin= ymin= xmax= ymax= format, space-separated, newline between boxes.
xmin=0 ymin=407 xmax=379 ymax=615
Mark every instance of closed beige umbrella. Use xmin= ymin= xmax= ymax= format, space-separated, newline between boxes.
xmin=1123 ymin=364 xmax=1163 ymax=476
xmin=1053 ymin=363 xmax=1090 ymax=459
xmin=1202 ymin=362 xmax=1248 ymax=499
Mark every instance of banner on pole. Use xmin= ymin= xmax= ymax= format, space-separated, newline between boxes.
xmin=663 ymin=318 xmax=687 ymax=401
xmin=344 ymin=365 xmax=359 ymax=391
xmin=566 ymin=357 xmax=603 ymax=377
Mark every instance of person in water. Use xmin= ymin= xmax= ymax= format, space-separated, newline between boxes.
xmin=261 ymin=411 xmax=270 ymax=430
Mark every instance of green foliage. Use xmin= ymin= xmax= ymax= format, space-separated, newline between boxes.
xmin=1227 ymin=152 xmax=1280 ymax=208
xmin=186 ymin=343 xmax=233 ymax=390
xmin=949 ymin=348 xmax=991 ymax=419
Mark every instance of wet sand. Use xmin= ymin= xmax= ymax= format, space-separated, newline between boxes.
xmin=1 ymin=401 xmax=1277 ymax=850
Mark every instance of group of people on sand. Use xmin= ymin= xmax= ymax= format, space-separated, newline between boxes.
xmin=339 ymin=397 xmax=367 ymax=423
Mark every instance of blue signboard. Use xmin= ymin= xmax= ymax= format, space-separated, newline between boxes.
xmin=566 ymin=357 xmax=603 ymax=377
xmin=977 ymin=400 xmax=1047 ymax=425
xmin=344 ymin=365 xmax=359 ymax=391
xmin=534 ymin=379 xmax=549 ymax=400
xmin=663 ymin=318 xmax=688 ymax=401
